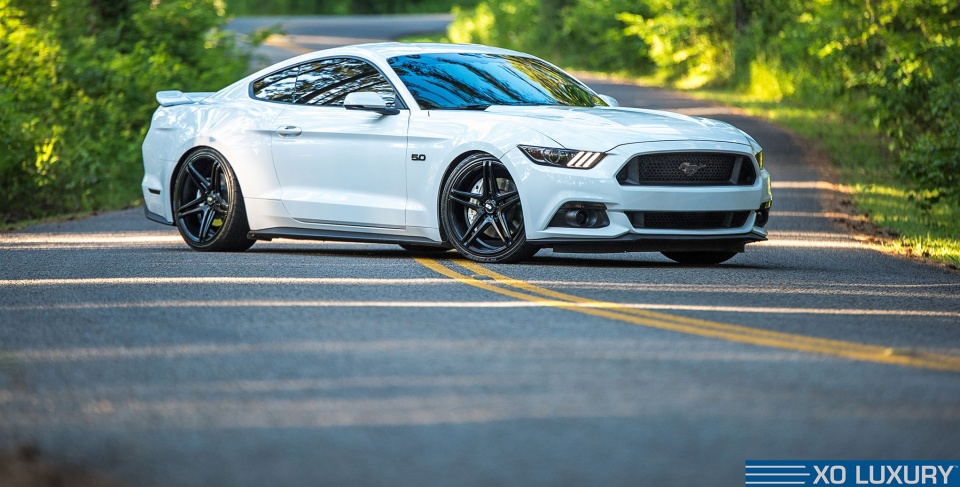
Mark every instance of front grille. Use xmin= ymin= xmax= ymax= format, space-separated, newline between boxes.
xmin=628 ymin=211 xmax=751 ymax=230
xmin=617 ymin=152 xmax=756 ymax=186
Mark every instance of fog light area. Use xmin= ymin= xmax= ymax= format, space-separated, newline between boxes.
xmin=548 ymin=203 xmax=610 ymax=229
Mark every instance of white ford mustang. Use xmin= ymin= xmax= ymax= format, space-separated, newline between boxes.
xmin=142 ymin=42 xmax=772 ymax=264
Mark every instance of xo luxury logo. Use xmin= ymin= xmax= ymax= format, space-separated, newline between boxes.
xmin=746 ymin=461 xmax=959 ymax=486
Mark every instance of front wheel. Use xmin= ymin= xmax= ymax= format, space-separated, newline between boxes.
xmin=440 ymin=153 xmax=538 ymax=263
xmin=661 ymin=251 xmax=738 ymax=265
xmin=172 ymin=148 xmax=254 ymax=252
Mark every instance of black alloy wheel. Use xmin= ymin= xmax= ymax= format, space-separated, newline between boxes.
xmin=440 ymin=153 xmax=538 ymax=263
xmin=172 ymin=148 xmax=254 ymax=252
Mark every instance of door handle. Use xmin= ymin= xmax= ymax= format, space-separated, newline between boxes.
xmin=277 ymin=126 xmax=302 ymax=137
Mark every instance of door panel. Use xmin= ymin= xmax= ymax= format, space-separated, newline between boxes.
xmin=271 ymin=106 xmax=409 ymax=228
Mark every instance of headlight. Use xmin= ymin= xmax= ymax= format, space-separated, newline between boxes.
xmin=755 ymin=150 xmax=763 ymax=169
xmin=518 ymin=145 xmax=605 ymax=169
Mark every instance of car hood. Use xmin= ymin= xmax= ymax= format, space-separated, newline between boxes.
xmin=482 ymin=105 xmax=752 ymax=152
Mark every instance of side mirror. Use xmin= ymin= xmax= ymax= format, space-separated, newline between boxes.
xmin=344 ymin=92 xmax=400 ymax=115
xmin=598 ymin=94 xmax=620 ymax=107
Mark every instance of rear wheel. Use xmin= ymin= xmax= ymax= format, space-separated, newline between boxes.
xmin=661 ymin=251 xmax=738 ymax=265
xmin=173 ymin=148 xmax=254 ymax=252
xmin=440 ymin=153 xmax=538 ymax=263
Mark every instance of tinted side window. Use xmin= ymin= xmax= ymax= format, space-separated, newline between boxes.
xmin=252 ymin=66 xmax=300 ymax=103
xmin=294 ymin=58 xmax=397 ymax=107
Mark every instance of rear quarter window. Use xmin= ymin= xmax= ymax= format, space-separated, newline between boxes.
xmin=252 ymin=66 xmax=299 ymax=103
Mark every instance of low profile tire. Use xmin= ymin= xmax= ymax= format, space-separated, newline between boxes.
xmin=398 ymin=244 xmax=451 ymax=254
xmin=661 ymin=251 xmax=738 ymax=265
xmin=172 ymin=148 xmax=255 ymax=252
xmin=440 ymin=153 xmax=538 ymax=263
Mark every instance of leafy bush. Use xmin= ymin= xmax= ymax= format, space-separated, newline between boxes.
xmin=0 ymin=0 xmax=252 ymax=224
xmin=449 ymin=0 xmax=539 ymax=51
xmin=616 ymin=0 xmax=730 ymax=88
xmin=225 ymin=0 xmax=477 ymax=15
xmin=557 ymin=0 xmax=651 ymax=73
xmin=449 ymin=0 xmax=652 ymax=74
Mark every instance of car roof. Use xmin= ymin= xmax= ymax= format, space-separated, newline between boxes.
xmin=344 ymin=42 xmax=528 ymax=58
xmin=257 ymin=42 xmax=531 ymax=74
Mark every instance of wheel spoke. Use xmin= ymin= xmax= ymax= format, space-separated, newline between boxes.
xmin=197 ymin=207 xmax=215 ymax=242
xmin=210 ymin=161 xmax=222 ymax=192
xmin=482 ymin=160 xmax=498 ymax=198
xmin=178 ymin=205 xmax=205 ymax=219
xmin=186 ymin=162 xmax=211 ymax=191
xmin=460 ymin=214 xmax=490 ymax=247
xmin=491 ymin=212 xmax=512 ymax=244
xmin=176 ymin=195 xmax=205 ymax=219
xmin=497 ymin=191 xmax=520 ymax=210
xmin=449 ymin=189 xmax=482 ymax=209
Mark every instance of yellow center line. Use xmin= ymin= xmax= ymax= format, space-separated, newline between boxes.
xmin=414 ymin=258 xmax=960 ymax=373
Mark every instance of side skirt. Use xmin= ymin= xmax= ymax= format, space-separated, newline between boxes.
xmin=145 ymin=206 xmax=174 ymax=225
xmin=247 ymin=227 xmax=450 ymax=248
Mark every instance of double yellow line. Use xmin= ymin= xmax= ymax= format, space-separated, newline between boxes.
xmin=416 ymin=258 xmax=960 ymax=373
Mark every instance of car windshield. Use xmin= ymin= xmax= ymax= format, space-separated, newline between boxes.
xmin=387 ymin=52 xmax=606 ymax=110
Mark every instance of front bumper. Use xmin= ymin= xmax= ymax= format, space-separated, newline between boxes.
xmin=502 ymin=141 xmax=773 ymax=248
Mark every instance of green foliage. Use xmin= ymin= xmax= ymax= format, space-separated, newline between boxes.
xmin=0 ymin=0 xmax=252 ymax=223
xmin=902 ymin=82 xmax=960 ymax=208
xmin=449 ymin=0 xmax=652 ymax=74
xmin=617 ymin=0 xmax=732 ymax=88
xmin=224 ymin=0 xmax=475 ymax=15
xmin=449 ymin=0 xmax=537 ymax=50
xmin=557 ymin=0 xmax=651 ymax=73
xmin=451 ymin=0 xmax=960 ymax=204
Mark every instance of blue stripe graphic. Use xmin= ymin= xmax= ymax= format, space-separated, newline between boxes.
xmin=745 ymin=462 xmax=810 ymax=485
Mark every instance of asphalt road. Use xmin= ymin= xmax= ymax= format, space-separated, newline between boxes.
xmin=2 ymin=15 xmax=959 ymax=487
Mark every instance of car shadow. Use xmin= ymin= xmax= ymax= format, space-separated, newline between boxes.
xmin=242 ymin=245 xmax=775 ymax=270
xmin=521 ymin=254 xmax=771 ymax=270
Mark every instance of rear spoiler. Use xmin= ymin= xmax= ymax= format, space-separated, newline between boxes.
xmin=156 ymin=90 xmax=215 ymax=107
